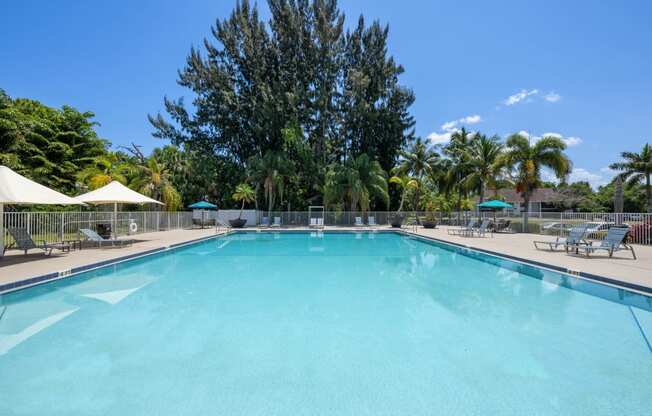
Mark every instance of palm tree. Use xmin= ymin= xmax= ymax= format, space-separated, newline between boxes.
xmin=461 ymin=134 xmax=504 ymax=203
xmin=129 ymin=157 xmax=182 ymax=211
xmin=610 ymin=143 xmax=652 ymax=212
xmin=395 ymin=138 xmax=440 ymax=219
xmin=232 ymin=183 xmax=256 ymax=219
xmin=501 ymin=133 xmax=572 ymax=231
xmin=443 ymin=128 xmax=477 ymax=219
xmin=247 ymin=151 xmax=293 ymax=221
xmin=77 ymin=152 xmax=130 ymax=190
xmin=324 ymin=154 xmax=389 ymax=213
xmin=388 ymin=174 xmax=418 ymax=213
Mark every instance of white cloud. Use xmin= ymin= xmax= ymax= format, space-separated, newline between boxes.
xmin=541 ymin=132 xmax=562 ymax=139
xmin=563 ymin=136 xmax=582 ymax=147
xmin=513 ymin=131 xmax=581 ymax=147
xmin=461 ymin=114 xmax=482 ymax=124
xmin=544 ymin=92 xmax=561 ymax=103
xmin=441 ymin=121 xmax=458 ymax=132
xmin=541 ymin=132 xmax=582 ymax=147
xmin=440 ymin=114 xmax=482 ymax=132
xmin=504 ymin=89 xmax=539 ymax=106
xmin=427 ymin=131 xmax=453 ymax=144
xmin=568 ymin=168 xmax=609 ymax=189
xmin=542 ymin=167 xmax=608 ymax=189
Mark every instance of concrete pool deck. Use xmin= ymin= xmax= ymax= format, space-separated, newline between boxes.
xmin=0 ymin=228 xmax=223 ymax=292
xmin=410 ymin=226 xmax=652 ymax=293
xmin=1 ymin=226 xmax=651 ymax=295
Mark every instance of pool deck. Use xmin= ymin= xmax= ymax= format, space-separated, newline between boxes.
xmin=1 ymin=226 xmax=651 ymax=294
xmin=0 ymin=228 xmax=222 ymax=293
xmin=409 ymin=226 xmax=652 ymax=294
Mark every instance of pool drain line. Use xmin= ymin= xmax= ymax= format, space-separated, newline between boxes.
xmin=628 ymin=306 xmax=652 ymax=353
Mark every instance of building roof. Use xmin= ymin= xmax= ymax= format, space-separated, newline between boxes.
xmin=492 ymin=188 xmax=563 ymax=204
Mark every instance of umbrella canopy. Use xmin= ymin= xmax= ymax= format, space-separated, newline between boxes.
xmin=477 ymin=200 xmax=513 ymax=210
xmin=188 ymin=201 xmax=217 ymax=209
xmin=0 ymin=166 xmax=84 ymax=205
xmin=1 ymin=166 xmax=85 ymax=258
xmin=75 ymin=181 xmax=163 ymax=205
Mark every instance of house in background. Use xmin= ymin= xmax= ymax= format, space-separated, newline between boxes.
xmin=480 ymin=188 xmax=564 ymax=214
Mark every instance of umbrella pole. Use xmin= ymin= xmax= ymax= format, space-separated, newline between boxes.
xmin=0 ymin=203 xmax=4 ymax=258
xmin=114 ymin=202 xmax=117 ymax=239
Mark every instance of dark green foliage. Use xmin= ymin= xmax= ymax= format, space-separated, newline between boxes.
xmin=0 ymin=90 xmax=107 ymax=193
xmin=150 ymin=0 xmax=415 ymax=210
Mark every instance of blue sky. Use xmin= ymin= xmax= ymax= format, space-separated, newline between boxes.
xmin=2 ymin=0 xmax=651 ymax=188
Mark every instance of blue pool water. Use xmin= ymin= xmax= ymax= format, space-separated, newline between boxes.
xmin=0 ymin=231 xmax=651 ymax=415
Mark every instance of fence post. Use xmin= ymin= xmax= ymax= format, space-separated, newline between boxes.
xmin=60 ymin=211 xmax=64 ymax=242
xmin=157 ymin=211 xmax=160 ymax=232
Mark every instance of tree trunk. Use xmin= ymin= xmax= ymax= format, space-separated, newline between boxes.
xmin=647 ymin=174 xmax=652 ymax=213
xmin=522 ymin=193 xmax=531 ymax=233
xmin=479 ymin=181 xmax=485 ymax=203
xmin=267 ymin=190 xmax=273 ymax=226
xmin=398 ymin=191 xmax=405 ymax=213
xmin=239 ymin=199 xmax=245 ymax=219
xmin=614 ymin=176 xmax=624 ymax=215
xmin=414 ymin=187 xmax=420 ymax=225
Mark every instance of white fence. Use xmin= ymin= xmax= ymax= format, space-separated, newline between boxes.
xmin=254 ymin=210 xmax=652 ymax=245
xmin=2 ymin=211 xmax=194 ymax=247
xmin=2 ymin=210 xmax=651 ymax=247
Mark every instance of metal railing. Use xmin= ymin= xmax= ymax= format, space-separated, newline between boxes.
xmin=252 ymin=210 xmax=652 ymax=245
xmin=2 ymin=211 xmax=194 ymax=247
xmin=3 ymin=210 xmax=650 ymax=247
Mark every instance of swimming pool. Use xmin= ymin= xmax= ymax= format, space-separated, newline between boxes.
xmin=0 ymin=231 xmax=650 ymax=415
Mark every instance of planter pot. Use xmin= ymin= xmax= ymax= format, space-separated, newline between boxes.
xmin=229 ymin=218 xmax=247 ymax=228
xmin=422 ymin=220 xmax=437 ymax=229
xmin=390 ymin=214 xmax=405 ymax=228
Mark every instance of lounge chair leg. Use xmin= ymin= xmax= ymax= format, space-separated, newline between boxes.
xmin=631 ymin=247 xmax=637 ymax=260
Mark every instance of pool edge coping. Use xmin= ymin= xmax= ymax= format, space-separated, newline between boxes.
xmin=0 ymin=232 xmax=227 ymax=295
xmin=396 ymin=230 xmax=652 ymax=296
xmin=1 ymin=228 xmax=650 ymax=298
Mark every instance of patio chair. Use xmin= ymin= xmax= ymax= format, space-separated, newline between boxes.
xmin=533 ymin=224 xmax=589 ymax=252
xmin=354 ymin=217 xmax=364 ymax=227
xmin=461 ymin=219 xmax=492 ymax=237
xmin=368 ymin=216 xmax=377 ymax=227
xmin=80 ymin=228 xmax=134 ymax=248
xmin=493 ymin=219 xmax=512 ymax=233
xmin=5 ymin=227 xmax=70 ymax=255
xmin=309 ymin=218 xmax=324 ymax=229
xmin=572 ymin=227 xmax=636 ymax=259
xmin=271 ymin=217 xmax=281 ymax=227
xmin=448 ymin=219 xmax=477 ymax=235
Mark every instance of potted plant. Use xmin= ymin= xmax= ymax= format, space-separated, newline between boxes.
xmin=389 ymin=174 xmax=418 ymax=228
xmin=420 ymin=192 xmax=443 ymax=229
xmin=230 ymin=183 xmax=255 ymax=228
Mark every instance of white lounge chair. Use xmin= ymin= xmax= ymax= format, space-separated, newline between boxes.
xmin=572 ymin=227 xmax=636 ymax=259
xmin=461 ymin=219 xmax=492 ymax=237
xmin=271 ymin=217 xmax=281 ymax=227
xmin=368 ymin=216 xmax=377 ymax=227
xmin=448 ymin=219 xmax=477 ymax=235
xmin=534 ymin=224 xmax=589 ymax=252
xmin=354 ymin=217 xmax=364 ymax=227
xmin=80 ymin=228 xmax=134 ymax=248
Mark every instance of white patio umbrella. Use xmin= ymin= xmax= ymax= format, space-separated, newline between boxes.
xmin=74 ymin=181 xmax=163 ymax=237
xmin=0 ymin=166 xmax=85 ymax=257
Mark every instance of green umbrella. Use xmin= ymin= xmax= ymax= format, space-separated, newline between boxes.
xmin=188 ymin=201 xmax=218 ymax=209
xmin=477 ymin=200 xmax=513 ymax=209
xmin=477 ymin=200 xmax=513 ymax=224
xmin=188 ymin=201 xmax=217 ymax=228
